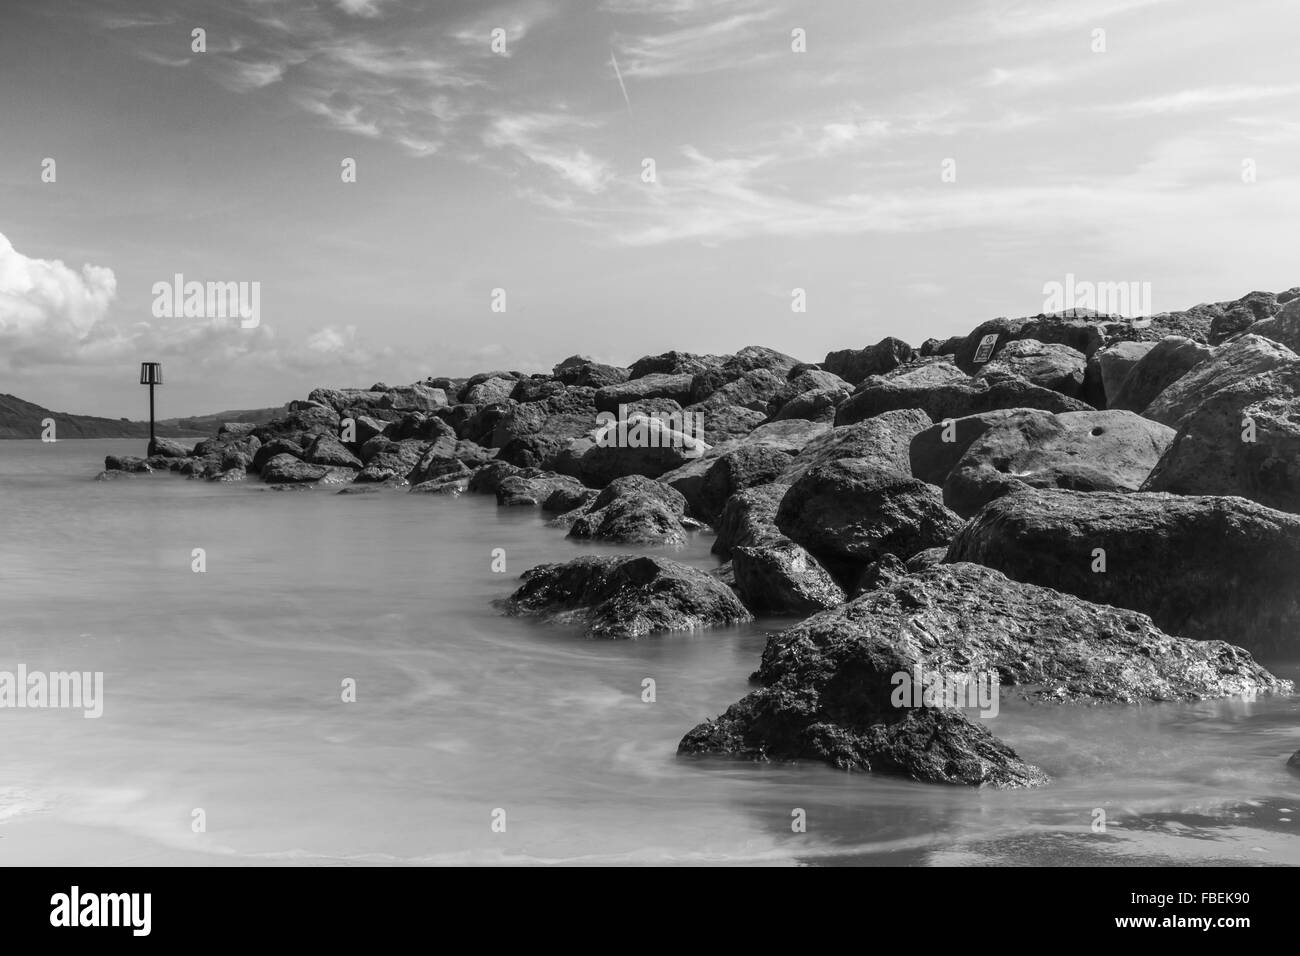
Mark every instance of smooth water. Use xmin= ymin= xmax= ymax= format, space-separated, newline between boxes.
xmin=1 ymin=439 xmax=1297 ymax=866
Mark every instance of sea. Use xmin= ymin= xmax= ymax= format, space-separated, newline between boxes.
xmin=0 ymin=439 xmax=1297 ymax=865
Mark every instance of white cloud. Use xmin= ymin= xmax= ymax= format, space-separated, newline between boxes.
xmin=484 ymin=114 xmax=612 ymax=192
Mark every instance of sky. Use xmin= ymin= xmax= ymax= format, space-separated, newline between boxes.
xmin=3 ymin=0 xmax=1300 ymax=417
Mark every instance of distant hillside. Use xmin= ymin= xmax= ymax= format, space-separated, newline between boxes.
xmin=0 ymin=393 xmax=285 ymax=440
xmin=157 ymin=406 xmax=288 ymax=435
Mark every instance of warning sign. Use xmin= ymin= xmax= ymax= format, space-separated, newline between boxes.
xmin=972 ymin=333 xmax=999 ymax=364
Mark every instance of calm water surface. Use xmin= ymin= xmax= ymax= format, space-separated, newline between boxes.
xmin=1 ymin=439 xmax=1297 ymax=865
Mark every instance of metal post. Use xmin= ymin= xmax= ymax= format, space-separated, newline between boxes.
xmin=149 ymin=381 xmax=156 ymax=456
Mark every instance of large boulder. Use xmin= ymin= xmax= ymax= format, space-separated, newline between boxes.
xmin=1142 ymin=362 xmax=1300 ymax=512
xmin=679 ymin=563 xmax=1285 ymax=784
xmin=942 ymin=409 xmax=1175 ymax=517
xmin=1142 ymin=334 xmax=1296 ymax=428
xmin=261 ymin=453 xmax=329 ymax=484
xmin=576 ymin=412 xmax=710 ymax=486
xmin=731 ymin=539 xmax=846 ymax=614
xmin=974 ymin=339 xmax=1088 ymax=400
xmin=354 ymin=439 xmax=429 ymax=483
xmin=836 ymin=366 xmax=1091 ymax=425
xmin=1094 ymin=340 xmax=1157 ymax=404
xmin=461 ymin=376 xmax=516 ymax=406
xmin=781 ymin=408 xmax=932 ymax=483
xmin=496 ymin=471 xmax=586 ymax=508
xmin=552 ymin=356 xmax=630 ymax=389
xmin=567 ymin=475 xmax=692 ymax=545
xmin=770 ymin=386 xmax=847 ymax=423
xmin=627 ymin=350 xmax=721 ymax=380
xmin=595 ymin=373 xmax=696 ymax=412
xmin=503 ymin=555 xmax=753 ymax=638
xmin=1108 ymin=336 xmax=1215 ymax=414
xmin=823 ymin=337 xmax=915 ymax=385
xmin=1244 ymin=296 xmax=1300 ymax=353
xmin=946 ymin=488 xmax=1300 ymax=654
xmin=907 ymin=409 xmax=1025 ymax=487
xmin=712 ymin=482 xmax=789 ymax=558
xmin=775 ymin=460 xmax=963 ymax=577
xmin=304 ymin=433 xmax=363 ymax=469
xmin=688 ymin=368 xmax=787 ymax=412
xmin=690 ymin=403 xmax=766 ymax=444
xmin=698 ymin=445 xmax=796 ymax=523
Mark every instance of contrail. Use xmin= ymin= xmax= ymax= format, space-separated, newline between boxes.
xmin=609 ymin=51 xmax=631 ymax=113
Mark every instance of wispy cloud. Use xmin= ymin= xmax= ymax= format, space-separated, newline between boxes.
xmin=1101 ymin=84 xmax=1300 ymax=117
xmin=485 ymin=113 xmax=612 ymax=192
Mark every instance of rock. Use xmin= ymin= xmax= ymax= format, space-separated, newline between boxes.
xmin=304 ymin=433 xmax=363 ymax=469
xmin=149 ymin=437 xmax=190 ymax=458
xmin=770 ymin=386 xmax=848 ymax=423
xmin=907 ymin=409 xmax=1025 ymax=486
xmin=1141 ymin=362 xmax=1300 ymax=512
xmin=467 ymin=460 xmax=521 ymax=496
xmin=1108 ymin=336 xmax=1215 ymax=414
xmin=503 ymin=554 xmax=753 ymax=639
xmin=689 ymin=367 xmax=787 ymax=412
xmin=974 ymin=339 xmax=1087 ymax=399
xmin=699 ymin=445 xmax=796 ymax=523
xmin=1243 ymin=296 xmax=1300 ymax=353
xmin=382 ymin=384 xmax=447 ymax=412
xmin=576 ymin=413 xmax=710 ymax=486
xmin=461 ymin=377 xmax=516 ymax=406
xmin=497 ymin=471 xmax=586 ymax=508
xmin=1094 ymin=340 xmax=1157 ymax=404
xmin=691 ymin=402 xmax=766 ymax=444
xmin=679 ymin=562 xmax=1287 ymax=786
xmin=836 ymin=365 xmax=1091 ymax=425
xmin=568 ymin=475 xmax=690 ymax=544
xmin=905 ymin=547 xmax=948 ymax=572
xmin=354 ymin=439 xmax=429 ymax=484
xmin=553 ymin=355 xmax=631 ymax=388
xmin=508 ymin=378 xmax=566 ymax=404
xmin=307 ymin=388 xmax=386 ymax=413
xmin=721 ymin=345 xmax=802 ymax=377
xmin=942 ymin=409 xmax=1175 ymax=517
xmin=745 ymin=419 xmax=832 ymax=451
xmin=823 ymin=337 xmax=916 ymax=385
xmin=217 ymin=422 xmax=258 ymax=440
xmin=1143 ymin=334 xmax=1295 ymax=428
xmin=731 ymin=539 xmax=846 ymax=614
xmin=946 ymin=488 xmax=1300 ymax=654
xmin=712 ymin=482 xmax=789 ymax=558
xmin=655 ymin=453 xmax=720 ymax=520
xmin=1290 ymin=750 xmax=1300 ymax=772
xmin=769 ymin=368 xmax=851 ymax=413
xmin=775 ymin=460 xmax=964 ymax=578
xmin=392 ymin=412 xmax=457 ymax=443
xmin=849 ymin=552 xmax=909 ymax=595
xmin=595 ymin=373 xmax=695 ymax=412
xmin=103 ymin=455 xmax=152 ymax=473
xmin=261 ymin=453 xmax=329 ymax=484
xmin=216 ymin=466 xmax=246 ymax=482
xmin=542 ymin=483 xmax=597 ymax=514
xmin=783 ymin=409 xmax=932 ymax=482
xmin=628 ymin=350 xmax=721 ymax=380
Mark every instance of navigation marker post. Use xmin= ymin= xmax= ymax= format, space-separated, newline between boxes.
xmin=139 ymin=362 xmax=163 ymax=456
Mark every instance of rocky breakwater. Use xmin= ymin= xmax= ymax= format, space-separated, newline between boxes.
xmin=99 ymin=287 xmax=1300 ymax=781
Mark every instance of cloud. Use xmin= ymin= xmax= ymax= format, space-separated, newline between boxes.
xmin=613 ymin=9 xmax=783 ymax=78
xmin=0 ymin=232 xmax=118 ymax=367
xmin=1101 ymin=84 xmax=1300 ymax=117
xmin=484 ymin=114 xmax=612 ymax=192
xmin=0 ymin=232 xmax=393 ymax=375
